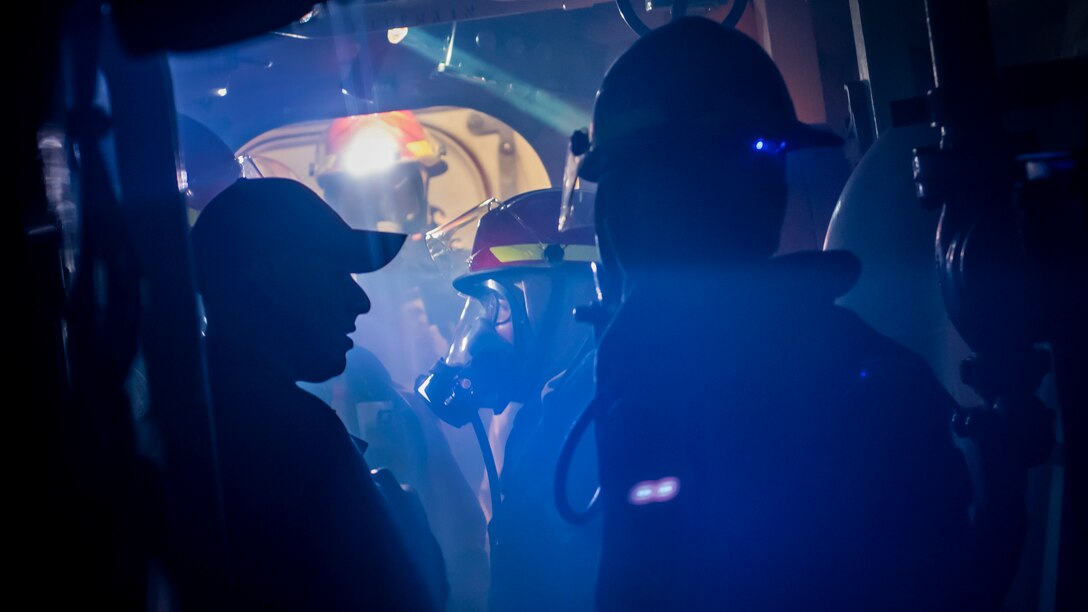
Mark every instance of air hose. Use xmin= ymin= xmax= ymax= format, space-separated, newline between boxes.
xmin=470 ymin=411 xmax=503 ymax=527
xmin=554 ymin=395 xmax=604 ymax=525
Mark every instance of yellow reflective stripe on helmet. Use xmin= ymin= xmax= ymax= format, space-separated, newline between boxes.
xmin=406 ymin=139 xmax=436 ymax=159
xmin=563 ymin=245 xmax=600 ymax=262
xmin=489 ymin=244 xmax=600 ymax=263
xmin=490 ymin=244 xmax=544 ymax=263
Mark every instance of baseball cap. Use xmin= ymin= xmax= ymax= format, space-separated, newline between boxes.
xmin=190 ymin=178 xmax=406 ymax=291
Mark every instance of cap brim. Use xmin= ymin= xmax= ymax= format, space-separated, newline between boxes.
xmin=340 ymin=229 xmax=407 ymax=273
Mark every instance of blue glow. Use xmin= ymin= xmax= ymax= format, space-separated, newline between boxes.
xmin=752 ymin=138 xmax=786 ymax=154
xmin=859 ymin=369 xmax=869 ymax=380
xmin=629 ymin=476 xmax=681 ymax=505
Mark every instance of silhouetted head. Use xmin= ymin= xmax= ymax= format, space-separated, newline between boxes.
xmin=576 ymin=17 xmax=841 ymax=276
xmin=190 ymin=178 xmax=406 ymax=382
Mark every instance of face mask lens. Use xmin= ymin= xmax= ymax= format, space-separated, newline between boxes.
xmin=482 ymin=292 xmax=512 ymax=326
xmin=445 ymin=297 xmax=486 ymax=365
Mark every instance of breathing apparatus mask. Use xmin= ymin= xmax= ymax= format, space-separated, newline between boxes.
xmin=415 ymin=190 xmax=600 ymax=427
xmin=416 ymin=278 xmax=526 ymax=427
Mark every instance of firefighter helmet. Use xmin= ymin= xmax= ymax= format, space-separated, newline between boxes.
xmin=579 ymin=16 xmax=841 ymax=182
xmin=315 ymin=110 xmax=446 ymax=235
xmin=417 ymin=188 xmax=598 ymax=423
xmin=315 ymin=111 xmax=444 ymax=179
xmin=426 ymin=188 xmax=598 ymax=293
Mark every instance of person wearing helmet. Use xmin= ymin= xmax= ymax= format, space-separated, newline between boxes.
xmin=316 ymin=110 xmax=446 ymax=236
xmin=568 ymin=17 xmax=974 ymax=610
xmin=417 ymin=188 xmax=602 ymax=612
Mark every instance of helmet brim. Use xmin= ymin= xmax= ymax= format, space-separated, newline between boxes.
xmin=787 ymin=120 xmax=845 ymax=150
xmin=452 ymin=263 xmax=594 ymax=296
xmin=579 ymin=120 xmax=844 ymax=182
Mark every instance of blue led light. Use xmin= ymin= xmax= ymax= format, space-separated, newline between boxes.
xmin=752 ymin=138 xmax=787 ymax=154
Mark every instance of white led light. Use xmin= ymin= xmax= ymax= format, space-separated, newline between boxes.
xmin=342 ymin=128 xmax=400 ymax=176
xmin=387 ymin=27 xmax=409 ymax=45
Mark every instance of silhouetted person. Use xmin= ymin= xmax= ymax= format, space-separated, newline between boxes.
xmin=303 ymin=344 xmax=491 ymax=612
xmin=190 ymin=177 xmax=439 ymax=611
xmin=310 ymin=113 xmax=490 ymax=612
xmin=567 ymin=17 xmax=974 ymax=610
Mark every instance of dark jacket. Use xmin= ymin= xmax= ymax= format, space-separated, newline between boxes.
xmin=206 ymin=337 xmax=435 ymax=612
xmin=593 ymin=251 xmax=973 ymax=611
xmin=488 ymin=348 xmax=602 ymax=612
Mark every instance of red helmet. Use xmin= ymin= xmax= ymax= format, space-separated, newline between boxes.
xmin=315 ymin=111 xmax=447 ymax=235
xmin=417 ymin=188 xmax=599 ymax=423
xmin=315 ymin=110 xmax=444 ymax=180
xmin=426 ymin=188 xmax=599 ymax=293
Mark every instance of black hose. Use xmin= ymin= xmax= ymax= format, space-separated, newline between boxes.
xmin=615 ymin=0 xmax=653 ymax=37
xmin=723 ymin=0 xmax=749 ymax=28
xmin=554 ymin=396 xmax=604 ymax=525
xmin=471 ymin=412 xmax=503 ymax=525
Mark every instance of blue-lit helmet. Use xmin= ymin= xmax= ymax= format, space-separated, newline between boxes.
xmin=560 ymin=16 xmax=843 ymax=273
xmin=579 ymin=16 xmax=840 ymax=183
